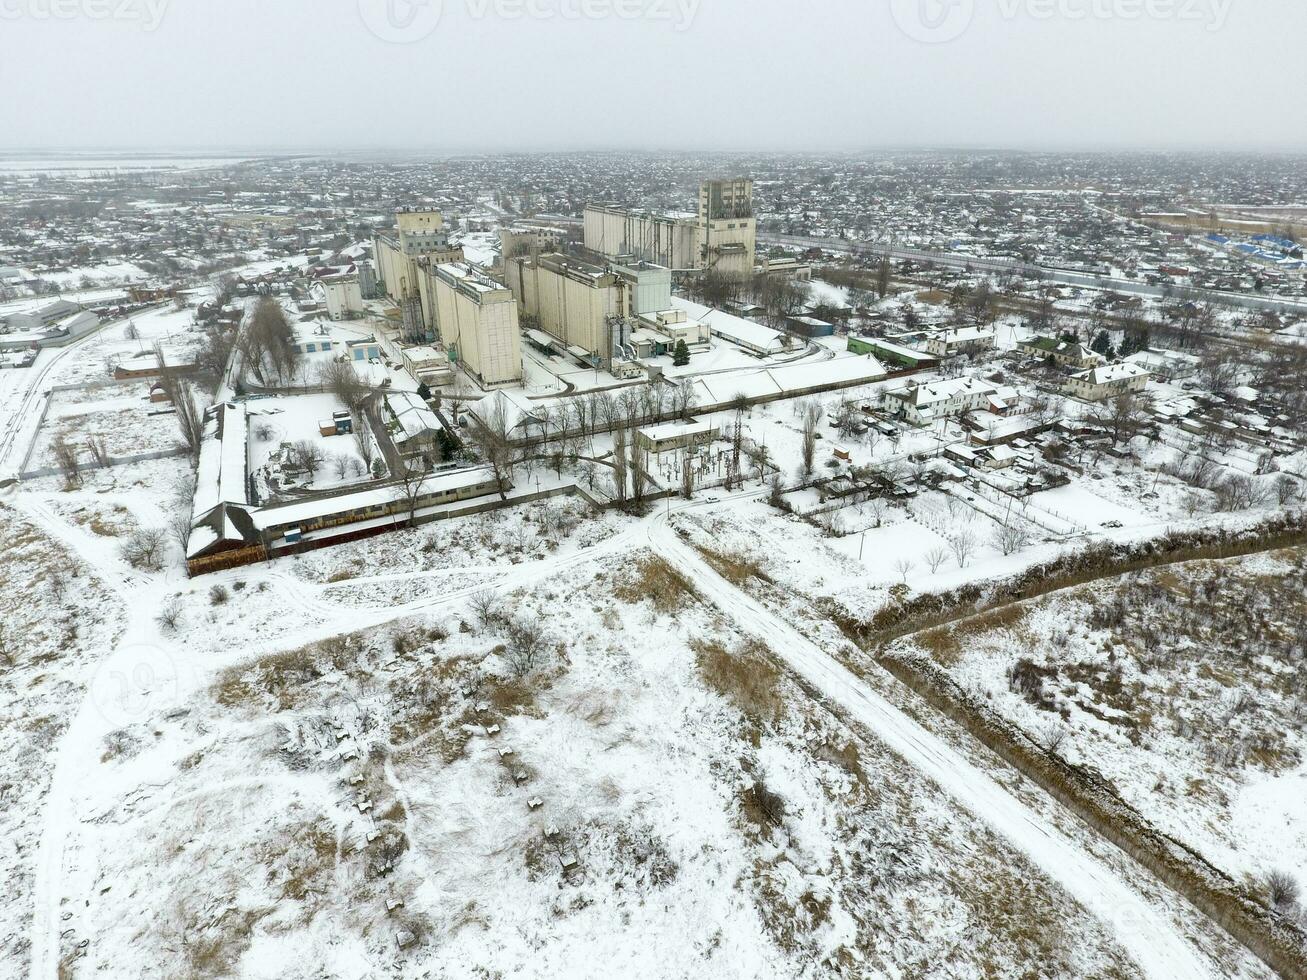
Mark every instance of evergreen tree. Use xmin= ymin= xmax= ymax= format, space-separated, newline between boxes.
xmin=672 ymin=340 xmax=691 ymax=367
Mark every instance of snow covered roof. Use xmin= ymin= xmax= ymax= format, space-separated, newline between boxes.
xmin=673 ymin=297 xmax=786 ymax=354
xmin=468 ymin=389 xmax=541 ymax=433
xmin=386 ymin=391 xmax=442 ymax=445
xmin=253 ymin=466 xmax=499 ymax=531
xmin=1072 ymin=363 xmax=1150 ymax=385
xmin=893 ymin=376 xmax=998 ymax=408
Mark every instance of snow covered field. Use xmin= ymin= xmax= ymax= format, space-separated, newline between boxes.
xmin=2 ymin=442 xmax=1291 ymax=979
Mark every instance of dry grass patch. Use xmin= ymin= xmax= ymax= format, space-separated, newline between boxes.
xmin=693 ymin=637 xmax=785 ymax=726
xmin=696 ymin=546 xmax=771 ymax=587
xmin=614 ymin=556 xmax=696 ymax=614
xmin=212 ymin=647 xmax=323 ymax=711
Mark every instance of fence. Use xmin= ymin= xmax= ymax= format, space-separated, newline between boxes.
xmin=20 ymin=446 xmax=191 ymax=482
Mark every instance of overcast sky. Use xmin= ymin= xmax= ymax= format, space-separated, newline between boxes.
xmin=2 ymin=0 xmax=1304 ymax=153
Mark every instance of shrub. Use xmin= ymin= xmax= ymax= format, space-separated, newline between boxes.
xmin=156 ymin=596 xmax=183 ymax=630
xmin=120 ymin=528 xmax=167 ymax=571
xmin=1268 ymin=870 xmax=1301 ymax=912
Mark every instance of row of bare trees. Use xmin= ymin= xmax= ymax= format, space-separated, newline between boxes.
xmin=235 ymin=297 xmax=301 ymax=386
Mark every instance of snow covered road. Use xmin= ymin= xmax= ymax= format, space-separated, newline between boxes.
xmin=645 ymin=512 xmax=1219 ymax=980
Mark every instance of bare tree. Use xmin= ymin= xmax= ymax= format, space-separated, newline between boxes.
xmin=951 ymin=531 xmax=977 ymax=569
xmin=120 ymin=528 xmax=167 ymax=571
xmin=611 ymin=427 xmax=628 ymax=505
xmin=629 ymin=429 xmax=647 ymax=506
xmin=895 ymin=558 xmax=915 ymax=583
xmin=1095 ymin=393 xmax=1148 ymax=448
xmin=467 ymin=405 xmax=516 ymax=502
xmin=1267 ymin=871 xmax=1301 ymax=913
xmin=292 ymin=440 xmax=325 ymax=476
xmin=85 ymin=435 xmax=111 ymax=469
xmin=249 ymin=297 xmax=301 ymax=384
xmin=468 ymin=589 xmax=503 ymax=630
xmin=924 ymin=547 xmax=949 ymax=575
xmin=52 ymin=434 xmax=82 ymax=486
xmin=396 ymin=467 xmax=429 ymax=529
xmin=801 ymin=402 xmax=821 ymax=476
xmin=156 ymin=597 xmax=183 ymax=631
xmin=993 ymin=523 xmax=1030 ymax=557
xmin=167 ymin=509 xmax=193 ymax=553
xmin=321 ymin=359 xmax=368 ymax=416
xmin=156 ymin=344 xmax=205 ymax=459
xmin=503 ymin=612 xmax=549 ymax=678
xmin=355 ymin=424 xmax=376 ymax=471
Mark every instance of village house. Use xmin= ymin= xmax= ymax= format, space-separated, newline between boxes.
xmin=925 ymin=326 xmax=996 ymax=359
xmin=882 ymin=377 xmax=1015 ymax=426
xmin=1017 ymin=335 xmax=1105 ymax=370
xmin=1064 ymin=362 xmax=1151 ymax=402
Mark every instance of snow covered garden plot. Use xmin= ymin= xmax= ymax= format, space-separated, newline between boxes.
xmin=896 ymin=547 xmax=1307 ymax=900
xmin=32 ymin=395 xmax=185 ymax=471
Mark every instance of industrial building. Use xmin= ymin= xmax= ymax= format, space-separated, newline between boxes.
xmin=636 ymin=419 xmax=719 ymax=457
xmin=504 ymin=253 xmax=624 ymax=366
xmin=400 ymin=345 xmax=456 ymax=386
xmin=698 ymin=178 xmax=757 ymax=279
xmin=499 ymin=226 xmax=566 ymax=262
xmin=847 ymin=337 xmax=940 ymax=370
xmin=372 ymin=208 xmax=466 ymax=339
xmin=321 ymin=273 xmax=364 ymax=320
xmin=428 ymin=262 xmax=523 ymax=388
xmin=503 ymin=253 xmax=689 ymax=368
xmin=583 ymin=179 xmax=757 ymax=278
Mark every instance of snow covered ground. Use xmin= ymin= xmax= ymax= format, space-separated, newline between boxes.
xmin=2 ymin=440 xmax=1289 ymax=979
xmin=2 ymin=297 xmax=1303 ymax=977
xmin=899 ymin=548 xmax=1307 ymax=893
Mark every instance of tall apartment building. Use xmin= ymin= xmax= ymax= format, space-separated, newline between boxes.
xmin=583 ymin=178 xmax=757 ymax=277
xmin=427 ymin=262 xmax=523 ymax=388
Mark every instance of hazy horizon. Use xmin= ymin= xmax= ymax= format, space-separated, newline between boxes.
xmin=3 ymin=0 xmax=1306 ymax=154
